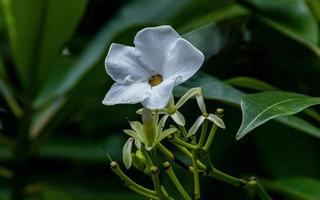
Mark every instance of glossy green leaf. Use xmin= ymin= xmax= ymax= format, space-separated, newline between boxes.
xmin=178 ymin=4 xmax=248 ymax=33
xmin=307 ymin=0 xmax=320 ymax=22
xmin=225 ymin=76 xmax=277 ymax=91
xmin=175 ymin=72 xmax=320 ymax=139
xmin=263 ymin=177 xmax=320 ymax=200
xmin=1 ymin=0 xmax=87 ymax=87
xmin=239 ymin=0 xmax=320 ymax=57
xmin=236 ymin=91 xmax=320 ymax=139
xmin=240 ymin=0 xmax=319 ymax=44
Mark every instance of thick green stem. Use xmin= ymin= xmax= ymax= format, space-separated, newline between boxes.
xmin=172 ymin=143 xmax=207 ymax=170
xmin=191 ymin=149 xmax=201 ymax=199
xmin=171 ymin=135 xmax=198 ymax=150
xmin=163 ymin=162 xmax=192 ymax=200
xmin=110 ymin=161 xmax=156 ymax=195
xmin=127 ymin=184 xmax=160 ymax=200
xmin=198 ymin=120 xmax=208 ymax=147
xmin=208 ymin=166 xmax=246 ymax=187
xmin=203 ymin=124 xmax=218 ymax=151
xmin=178 ymin=125 xmax=188 ymax=138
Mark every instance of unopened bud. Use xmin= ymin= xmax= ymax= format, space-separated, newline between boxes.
xmin=110 ymin=161 xmax=118 ymax=169
xmin=215 ymin=108 xmax=224 ymax=118
xmin=150 ymin=166 xmax=159 ymax=174
xmin=163 ymin=161 xmax=171 ymax=170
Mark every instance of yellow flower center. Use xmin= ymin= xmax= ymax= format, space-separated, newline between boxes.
xmin=148 ymin=74 xmax=163 ymax=86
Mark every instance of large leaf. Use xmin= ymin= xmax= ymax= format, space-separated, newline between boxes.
xmin=239 ymin=0 xmax=319 ymax=43
xmin=1 ymin=0 xmax=87 ymax=87
xmin=225 ymin=76 xmax=277 ymax=91
xmin=236 ymin=91 xmax=320 ymax=139
xmin=175 ymin=72 xmax=320 ymax=139
xmin=239 ymin=0 xmax=320 ymax=57
xmin=263 ymin=177 xmax=320 ymax=200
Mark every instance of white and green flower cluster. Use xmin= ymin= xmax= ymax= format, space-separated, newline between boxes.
xmin=102 ymin=25 xmax=226 ymax=200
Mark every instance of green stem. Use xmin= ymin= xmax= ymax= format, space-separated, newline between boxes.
xmin=161 ymin=186 xmax=174 ymax=200
xmin=198 ymin=120 xmax=208 ymax=147
xmin=178 ymin=125 xmax=188 ymax=138
xmin=172 ymin=136 xmax=198 ymax=150
xmin=163 ymin=162 xmax=192 ymax=200
xmin=141 ymin=146 xmax=163 ymax=199
xmin=207 ymin=156 xmax=272 ymax=199
xmin=111 ymin=162 xmax=156 ymax=195
xmin=158 ymin=143 xmax=174 ymax=160
xmin=127 ymin=184 xmax=160 ymax=200
xmin=203 ymin=124 xmax=218 ymax=151
xmin=191 ymin=149 xmax=201 ymax=199
xmin=246 ymin=180 xmax=272 ymax=200
xmin=208 ymin=166 xmax=246 ymax=187
xmin=172 ymin=143 xmax=207 ymax=170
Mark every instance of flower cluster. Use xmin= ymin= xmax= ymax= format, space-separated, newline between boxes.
xmin=102 ymin=25 xmax=226 ymax=200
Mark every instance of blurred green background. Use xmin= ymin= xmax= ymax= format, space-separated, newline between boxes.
xmin=0 ymin=0 xmax=320 ymax=199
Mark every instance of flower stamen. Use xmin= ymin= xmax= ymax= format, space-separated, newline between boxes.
xmin=149 ymin=74 xmax=163 ymax=86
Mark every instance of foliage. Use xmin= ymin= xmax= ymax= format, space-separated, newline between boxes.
xmin=0 ymin=0 xmax=319 ymax=199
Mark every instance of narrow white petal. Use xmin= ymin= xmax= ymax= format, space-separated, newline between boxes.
xmin=129 ymin=121 xmax=144 ymax=134
xmin=134 ymin=25 xmax=181 ymax=74
xmin=102 ymin=82 xmax=151 ymax=105
xmin=196 ymin=93 xmax=206 ymax=114
xmin=170 ymin=111 xmax=185 ymax=126
xmin=187 ymin=116 xmax=205 ymax=137
xmin=123 ymin=129 xmax=145 ymax=144
xmin=141 ymin=79 xmax=175 ymax=109
xmin=123 ymin=138 xmax=133 ymax=169
xmin=158 ymin=128 xmax=177 ymax=143
xmin=163 ymin=38 xmax=204 ymax=85
xmin=157 ymin=115 xmax=169 ymax=134
xmin=207 ymin=114 xmax=225 ymax=129
xmin=176 ymin=87 xmax=202 ymax=109
xmin=134 ymin=138 xmax=141 ymax=149
xmin=105 ymin=43 xmax=151 ymax=82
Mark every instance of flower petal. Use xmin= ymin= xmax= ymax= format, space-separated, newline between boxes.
xmin=141 ymin=79 xmax=175 ymax=109
xmin=123 ymin=137 xmax=133 ymax=169
xmin=207 ymin=114 xmax=225 ymax=129
xmin=163 ymin=38 xmax=204 ymax=85
xmin=170 ymin=111 xmax=185 ymax=126
xmin=105 ymin=43 xmax=151 ymax=82
xmin=176 ymin=87 xmax=202 ymax=109
xmin=187 ymin=115 xmax=205 ymax=137
xmin=134 ymin=25 xmax=181 ymax=74
xmin=102 ymin=82 xmax=151 ymax=105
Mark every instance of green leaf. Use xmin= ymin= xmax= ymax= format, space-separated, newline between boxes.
xmin=0 ymin=57 xmax=22 ymax=117
xmin=307 ymin=0 xmax=320 ymax=22
xmin=178 ymin=4 xmax=248 ymax=33
xmin=236 ymin=91 xmax=320 ymax=140
xmin=1 ymin=0 xmax=87 ymax=87
xmin=175 ymin=72 xmax=320 ymax=139
xmin=225 ymin=76 xmax=277 ymax=91
xmin=263 ymin=177 xmax=320 ymax=200
xmin=239 ymin=0 xmax=320 ymax=57
xmin=240 ymin=0 xmax=319 ymax=44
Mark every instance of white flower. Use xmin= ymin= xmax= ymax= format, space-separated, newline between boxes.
xmin=102 ymin=25 xmax=205 ymax=109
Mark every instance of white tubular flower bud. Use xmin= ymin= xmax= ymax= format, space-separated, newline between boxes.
xmin=142 ymin=107 xmax=156 ymax=147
